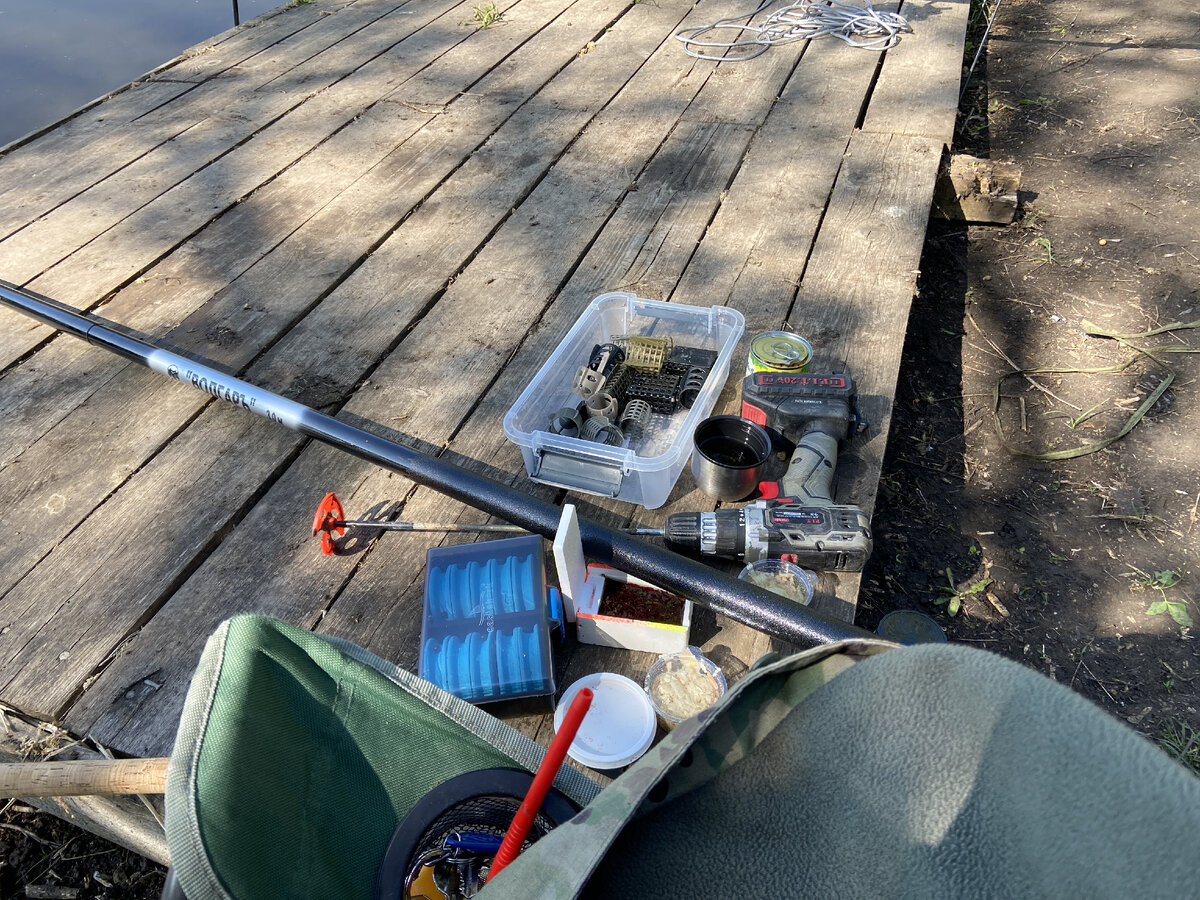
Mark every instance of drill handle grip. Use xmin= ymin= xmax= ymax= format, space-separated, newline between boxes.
xmin=780 ymin=432 xmax=838 ymax=504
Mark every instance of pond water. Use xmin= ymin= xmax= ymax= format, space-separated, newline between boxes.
xmin=0 ymin=0 xmax=283 ymax=148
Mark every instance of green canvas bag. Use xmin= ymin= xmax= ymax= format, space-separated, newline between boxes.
xmin=165 ymin=615 xmax=602 ymax=900
xmin=167 ymin=616 xmax=1200 ymax=900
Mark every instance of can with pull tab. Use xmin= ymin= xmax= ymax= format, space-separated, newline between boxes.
xmin=745 ymin=330 xmax=812 ymax=376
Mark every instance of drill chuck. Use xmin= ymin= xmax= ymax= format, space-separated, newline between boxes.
xmin=663 ymin=509 xmax=746 ymax=557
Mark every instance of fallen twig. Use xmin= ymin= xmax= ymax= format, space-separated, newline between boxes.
xmin=1082 ymin=660 xmax=1118 ymax=704
xmin=1162 ymin=660 xmax=1196 ymax=684
xmin=0 ymin=820 xmax=50 ymax=844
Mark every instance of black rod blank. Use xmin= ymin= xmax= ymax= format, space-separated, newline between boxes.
xmin=0 ymin=279 xmax=874 ymax=649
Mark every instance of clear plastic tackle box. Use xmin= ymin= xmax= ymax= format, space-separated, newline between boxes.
xmin=502 ymin=292 xmax=745 ymax=509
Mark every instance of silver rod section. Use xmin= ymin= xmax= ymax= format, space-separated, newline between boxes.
xmin=337 ymin=520 xmax=662 ymax=535
xmin=338 ymin=521 xmax=531 ymax=533
xmin=0 ymin=279 xmax=874 ymax=648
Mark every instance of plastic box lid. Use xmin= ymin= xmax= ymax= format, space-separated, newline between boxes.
xmin=419 ymin=535 xmax=556 ymax=704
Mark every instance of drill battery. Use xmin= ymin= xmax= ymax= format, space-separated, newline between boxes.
xmin=740 ymin=372 xmax=858 ymax=443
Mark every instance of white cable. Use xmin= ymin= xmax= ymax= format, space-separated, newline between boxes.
xmin=675 ymin=0 xmax=913 ymax=61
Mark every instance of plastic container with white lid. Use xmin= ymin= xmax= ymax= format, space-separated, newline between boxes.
xmin=503 ymin=292 xmax=745 ymax=509
xmin=554 ymin=673 xmax=657 ymax=770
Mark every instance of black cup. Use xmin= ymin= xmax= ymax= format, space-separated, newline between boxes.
xmin=691 ymin=416 xmax=771 ymax=501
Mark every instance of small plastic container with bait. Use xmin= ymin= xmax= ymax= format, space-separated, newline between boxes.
xmin=644 ymin=647 xmax=726 ymax=731
xmin=738 ymin=558 xmax=817 ymax=606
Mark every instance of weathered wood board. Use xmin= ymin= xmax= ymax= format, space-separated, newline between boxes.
xmin=0 ymin=0 xmax=970 ymax=852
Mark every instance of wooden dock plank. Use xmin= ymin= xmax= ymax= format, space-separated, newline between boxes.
xmin=63 ymin=0 xmax=748 ymax=753
xmin=0 ymin=0 xmax=648 ymax=710
xmin=670 ymin=33 xmax=896 ymax=330
xmin=860 ymin=0 xmax=972 ymax=145
xmin=0 ymin=0 xmax=490 ymax=365
xmin=613 ymin=29 xmax=903 ymax=630
xmin=1 ymin=0 xmax=651 ymax=487
xmin=0 ymin=0 xmax=375 ymax=239
xmin=75 ymin=111 xmax=758 ymax=755
xmin=0 ymin=82 xmax=197 ymax=235
xmin=0 ymin=0 xmax=611 ymax=611
xmin=787 ymin=129 xmax=945 ymax=517
xmin=309 ymin=116 xmax=758 ymax=713
xmin=540 ymin=32 xmax=877 ymax=674
xmin=0 ymin=0 xmax=604 ymax=458
xmin=788 ymin=128 xmax=945 ymax=617
xmin=151 ymin=0 xmax=348 ymax=85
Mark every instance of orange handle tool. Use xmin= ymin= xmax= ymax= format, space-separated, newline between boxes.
xmin=311 ymin=492 xmax=346 ymax=555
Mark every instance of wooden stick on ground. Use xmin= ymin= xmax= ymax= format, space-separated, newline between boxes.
xmin=0 ymin=757 xmax=169 ymax=798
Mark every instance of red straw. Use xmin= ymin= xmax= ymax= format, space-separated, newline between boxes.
xmin=486 ymin=687 xmax=594 ymax=882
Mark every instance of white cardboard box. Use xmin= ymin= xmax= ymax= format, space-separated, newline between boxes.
xmin=552 ymin=505 xmax=691 ymax=654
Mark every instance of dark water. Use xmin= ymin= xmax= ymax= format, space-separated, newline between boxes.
xmin=0 ymin=0 xmax=282 ymax=148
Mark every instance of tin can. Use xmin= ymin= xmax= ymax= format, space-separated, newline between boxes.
xmin=746 ymin=331 xmax=812 ymax=375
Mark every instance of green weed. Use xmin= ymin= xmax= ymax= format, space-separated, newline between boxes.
xmin=935 ymin=567 xmax=993 ymax=616
xmin=1138 ymin=569 xmax=1182 ymax=593
xmin=1065 ymin=401 xmax=1107 ymax=429
xmin=1134 ymin=569 xmax=1193 ymax=627
xmin=464 ymin=2 xmax=502 ymax=29
xmin=1020 ymin=207 xmax=1047 ymax=229
xmin=1158 ymin=718 xmax=1200 ymax=777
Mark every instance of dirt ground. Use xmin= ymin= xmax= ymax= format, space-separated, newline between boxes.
xmin=2 ymin=0 xmax=1198 ymax=895
xmin=857 ymin=0 xmax=1200 ymax=761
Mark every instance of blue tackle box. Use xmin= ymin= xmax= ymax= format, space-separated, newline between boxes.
xmin=419 ymin=535 xmax=561 ymax=705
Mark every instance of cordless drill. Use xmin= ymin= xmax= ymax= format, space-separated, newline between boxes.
xmin=663 ymin=373 xmax=873 ymax=571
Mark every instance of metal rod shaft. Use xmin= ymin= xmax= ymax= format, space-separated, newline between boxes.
xmin=336 ymin=520 xmax=532 ymax=533
xmin=335 ymin=519 xmax=662 ymax=535
xmin=0 ymin=279 xmax=873 ymax=648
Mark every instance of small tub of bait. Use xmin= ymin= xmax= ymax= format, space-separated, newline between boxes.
xmin=738 ymin=558 xmax=817 ymax=606
xmin=644 ymin=647 xmax=726 ymax=731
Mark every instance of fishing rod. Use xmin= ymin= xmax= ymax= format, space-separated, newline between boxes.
xmin=0 ymin=278 xmax=873 ymax=648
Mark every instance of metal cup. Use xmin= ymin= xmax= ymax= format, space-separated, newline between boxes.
xmin=690 ymin=415 xmax=771 ymax=501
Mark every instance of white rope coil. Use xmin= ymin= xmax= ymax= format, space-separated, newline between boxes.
xmin=675 ymin=0 xmax=913 ymax=60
